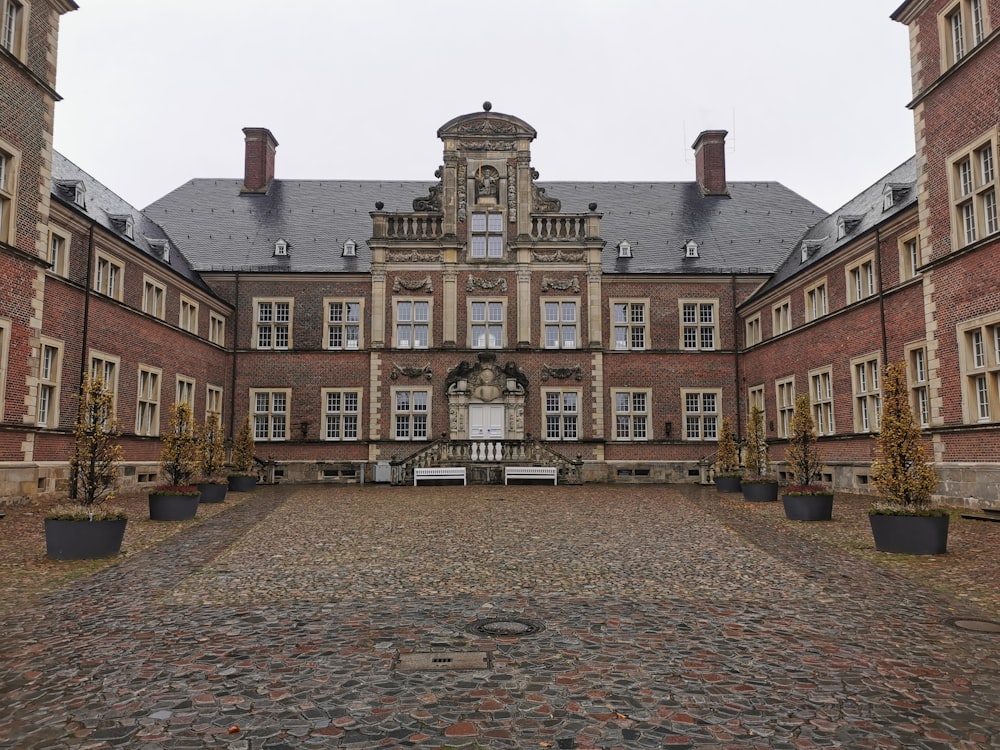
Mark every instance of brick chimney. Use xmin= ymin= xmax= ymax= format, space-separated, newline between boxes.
xmin=241 ymin=127 xmax=279 ymax=193
xmin=692 ymin=130 xmax=729 ymax=196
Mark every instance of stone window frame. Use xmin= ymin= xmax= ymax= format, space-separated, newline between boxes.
xmin=94 ymin=250 xmax=124 ymax=301
xmin=681 ymin=388 xmax=721 ymax=442
xmin=322 ymin=388 xmax=361 ymax=441
xmin=850 ymin=353 xmax=882 ymax=433
xmin=89 ymin=350 xmax=121 ymax=417
xmin=772 ymin=297 xmax=791 ymax=336
xmin=747 ymin=384 xmax=765 ymax=426
xmin=957 ymin=311 xmax=1000 ymax=424
xmin=775 ymin=377 xmax=795 ymax=439
xmin=679 ymin=299 xmax=718 ymax=351
xmin=392 ymin=297 xmax=432 ymax=350
xmin=206 ymin=384 xmax=223 ymax=422
xmin=948 ymin=129 xmax=999 ymax=251
xmin=175 ymin=375 xmax=196 ymax=411
xmin=0 ymin=0 xmax=28 ymax=60
xmin=392 ymin=386 xmax=430 ymax=441
xmin=253 ymin=297 xmax=294 ymax=351
xmin=845 ymin=254 xmax=876 ymax=304
xmin=46 ymin=224 xmax=71 ymax=278
xmin=135 ymin=365 xmax=162 ymax=437
xmin=939 ymin=0 xmax=989 ymax=70
xmin=803 ymin=279 xmax=828 ymax=322
xmin=0 ymin=138 xmax=19 ymax=247
xmin=809 ymin=366 xmax=835 ymax=436
xmin=898 ymin=231 xmax=921 ymax=282
xmin=469 ymin=211 xmax=505 ymax=259
xmin=610 ymin=299 xmax=649 ymax=351
xmin=179 ymin=295 xmax=199 ymax=335
xmin=142 ymin=275 xmax=166 ymax=320
xmin=251 ymin=388 xmax=290 ymax=442
xmin=468 ymin=297 xmax=506 ymax=350
xmin=905 ymin=342 xmax=931 ymax=427
xmin=541 ymin=298 xmax=579 ymax=350
xmin=37 ymin=337 xmax=64 ymax=428
xmin=209 ymin=311 xmax=226 ymax=347
xmin=542 ymin=387 xmax=580 ymax=441
xmin=744 ymin=313 xmax=762 ymax=347
xmin=611 ymin=388 xmax=650 ymax=441
xmin=323 ymin=298 xmax=364 ymax=351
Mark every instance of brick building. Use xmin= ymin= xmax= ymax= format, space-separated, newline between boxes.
xmin=0 ymin=0 xmax=998 ymax=505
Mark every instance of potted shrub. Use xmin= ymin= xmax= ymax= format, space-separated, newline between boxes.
xmin=713 ymin=416 xmax=742 ymax=492
xmin=227 ymin=414 xmax=257 ymax=492
xmin=781 ymin=394 xmax=834 ymax=520
xmin=149 ymin=402 xmax=201 ymax=521
xmin=869 ymin=362 xmax=946 ymax=554
xmin=741 ymin=406 xmax=778 ymax=501
xmin=194 ymin=413 xmax=228 ymax=503
xmin=45 ymin=375 xmax=128 ymax=560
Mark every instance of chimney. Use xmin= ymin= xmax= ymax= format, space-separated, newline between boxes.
xmin=692 ymin=130 xmax=729 ymax=196
xmin=241 ymin=127 xmax=279 ymax=193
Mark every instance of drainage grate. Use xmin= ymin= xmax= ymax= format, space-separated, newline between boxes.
xmin=947 ymin=618 xmax=1000 ymax=633
xmin=466 ymin=617 xmax=545 ymax=637
xmin=396 ymin=651 xmax=490 ymax=671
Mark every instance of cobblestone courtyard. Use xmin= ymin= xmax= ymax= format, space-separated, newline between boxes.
xmin=1 ymin=484 xmax=998 ymax=749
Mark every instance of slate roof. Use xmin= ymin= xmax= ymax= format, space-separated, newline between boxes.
xmin=751 ymin=156 xmax=917 ymax=298
xmin=51 ymin=152 xmax=214 ymax=293
xmin=145 ymin=178 xmax=825 ymax=276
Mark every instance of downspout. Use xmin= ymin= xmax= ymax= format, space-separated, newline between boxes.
xmin=228 ymin=271 xmax=240 ymax=442
xmin=731 ymin=273 xmax=743 ymax=439
xmin=70 ymin=220 xmax=96 ymax=499
xmin=874 ymin=227 xmax=889 ymax=366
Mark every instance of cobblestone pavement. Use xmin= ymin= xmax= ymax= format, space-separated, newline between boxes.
xmin=1 ymin=484 xmax=999 ymax=749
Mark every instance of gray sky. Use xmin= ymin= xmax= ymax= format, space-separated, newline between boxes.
xmin=53 ymin=1 xmax=915 ymax=215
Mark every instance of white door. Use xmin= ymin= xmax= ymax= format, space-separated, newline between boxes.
xmin=469 ymin=404 xmax=504 ymax=439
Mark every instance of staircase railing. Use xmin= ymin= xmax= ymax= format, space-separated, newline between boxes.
xmin=390 ymin=438 xmax=583 ymax=485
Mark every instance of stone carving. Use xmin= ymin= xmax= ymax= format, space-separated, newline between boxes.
xmin=386 ymin=250 xmax=442 ymax=263
xmin=532 ymin=249 xmax=586 ymax=263
xmin=507 ymin=163 xmax=517 ymax=222
xmin=466 ymin=276 xmax=508 ymax=293
xmin=464 ymin=140 xmax=514 ymax=151
xmin=541 ymin=365 xmax=583 ymax=381
xmin=532 ymin=183 xmax=561 ymax=212
xmin=475 ymin=165 xmax=500 ymax=201
xmin=541 ymin=277 xmax=581 ymax=293
xmin=457 ymin=119 xmax=518 ymax=136
xmin=457 ymin=162 xmax=467 ymax=223
xmin=392 ymin=276 xmax=433 ymax=293
xmin=412 ymin=182 xmax=442 ymax=211
xmin=390 ymin=363 xmax=433 ymax=380
xmin=445 ymin=352 xmax=528 ymax=398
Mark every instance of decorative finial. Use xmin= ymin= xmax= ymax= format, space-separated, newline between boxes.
xmin=589 ymin=202 xmax=598 ymax=212
xmin=375 ymin=201 xmax=384 ymax=211
xmin=483 ymin=101 xmax=492 ymax=112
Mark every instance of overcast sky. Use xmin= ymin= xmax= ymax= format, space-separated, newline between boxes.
xmin=52 ymin=1 xmax=915 ymax=215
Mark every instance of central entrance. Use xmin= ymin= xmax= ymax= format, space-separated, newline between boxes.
xmin=444 ymin=352 xmax=528 ymax=441
xmin=469 ymin=403 xmax=504 ymax=439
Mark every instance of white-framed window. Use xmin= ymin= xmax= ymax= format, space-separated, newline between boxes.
xmin=0 ymin=142 xmax=18 ymax=246
xmin=900 ymin=233 xmax=921 ymax=282
xmin=89 ymin=352 xmax=121 ymax=417
xmin=325 ymin=299 xmax=362 ymax=350
xmin=745 ymin=314 xmax=762 ymax=347
xmin=94 ymin=251 xmax=124 ymax=300
xmin=941 ymin=0 xmax=990 ymax=68
xmin=1 ymin=0 xmax=26 ymax=58
xmin=950 ymin=134 xmax=999 ymax=249
xmin=209 ymin=311 xmax=226 ymax=346
xmin=907 ymin=345 xmax=930 ymax=427
xmin=611 ymin=300 xmax=647 ymax=350
xmin=772 ymin=298 xmax=791 ymax=335
xmin=810 ymin=367 xmax=835 ymax=436
xmin=470 ymin=299 xmax=505 ymax=349
xmin=613 ymin=389 xmax=649 ymax=441
xmin=748 ymin=384 xmax=765 ymax=424
xmin=542 ymin=300 xmax=578 ymax=349
xmin=136 ymin=366 xmax=161 ymax=436
xmin=680 ymin=300 xmax=718 ymax=350
xmin=852 ymin=355 xmax=881 ymax=433
xmin=254 ymin=299 xmax=292 ymax=350
xmin=179 ymin=296 xmax=199 ymax=334
xmin=46 ymin=226 xmax=70 ymax=277
xmin=323 ymin=389 xmax=360 ymax=441
xmin=959 ymin=315 xmax=1000 ymax=423
xmin=846 ymin=256 xmax=876 ymax=303
xmin=544 ymin=389 xmax=579 ymax=440
xmin=775 ymin=378 xmax=795 ymax=439
xmin=394 ymin=299 xmax=430 ymax=349
xmin=142 ymin=276 xmax=166 ymax=319
xmin=252 ymin=389 xmax=289 ymax=441
xmin=804 ymin=281 xmax=828 ymax=322
xmin=393 ymin=388 xmax=429 ymax=440
xmin=206 ymin=384 xmax=223 ymax=421
xmin=36 ymin=338 xmax=63 ymax=428
xmin=176 ymin=376 xmax=195 ymax=410
xmin=683 ymin=389 xmax=720 ymax=441
xmin=470 ymin=212 xmax=504 ymax=258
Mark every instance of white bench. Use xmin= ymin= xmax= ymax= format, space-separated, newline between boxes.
xmin=504 ymin=466 xmax=558 ymax=485
xmin=413 ymin=467 xmax=467 ymax=485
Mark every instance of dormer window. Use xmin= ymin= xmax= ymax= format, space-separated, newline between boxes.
xmin=147 ymin=238 xmax=170 ymax=262
xmin=109 ymin=214 xmax=134 ymax=240
xmin=617 ymin=240 xmax=632 ymax=258
xmin=801 ymin=240 xmax=823 ymax=263
xmin=343 ymin=239 xmax=356 ymax=257
xmin=55 ymin=180 xmax=86 ymax=208
xmin=882 ymin=183 xmax=910 ymax=211
xmin=836 ymin=215 xmax=862 ymax=240
xmin=684 ymin=240 xmax=699 ymax=258
xmin=274 ymin=239 xmax=288 ymax=256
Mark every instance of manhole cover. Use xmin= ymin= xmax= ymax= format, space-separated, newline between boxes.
xmin=947 ymin=618 xmax=1000 ymax=633
xmin=466 ymin=617 xmax=545 ymax=637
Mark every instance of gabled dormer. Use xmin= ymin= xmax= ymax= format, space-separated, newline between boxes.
xmin=146 ymin=237 xmax=170 ymax=262
xmin=800 ymin=239 xmax=824 ymax=263
xmin=882 ymin=182 xmax=910 ymax=211
xmin=836 ymin=215 xmax=863 ymax=240
xmin=109 ymin=214 xmax=134 ymax=240
xmin=55 ymin=179 xmax=86 ymax=208
xmin=274 ymin=238 xmax=289 ymax=256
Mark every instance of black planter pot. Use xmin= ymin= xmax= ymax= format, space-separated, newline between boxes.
xmin=714 ymin=476 xmax=742 ymax=493
xmin=197 ymin=482 xmax=228 ymax=503
xmin=228 ymin=475 xmax=257 ymax=492
xmin=782 ymin=493 xmax=834 ymax=521
xmin=45 ymin=518 xmax=127 ymax=560
xmin=742 ymin=481 xmax=779 ymax=502
xmin=869 ymin=513 xmax=949 ymax=555
xmin=149 ymin=493 xmax=200 ymax=521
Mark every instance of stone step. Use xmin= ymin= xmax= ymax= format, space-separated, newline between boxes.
xmin=961 ymin=508 xmax=1000 ymax=522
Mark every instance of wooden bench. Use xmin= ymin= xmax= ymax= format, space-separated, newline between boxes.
xmin=504 ymin=466 xmax=558 ymax=485
xmin=413 ymin=467 xmax=467 ymax=486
